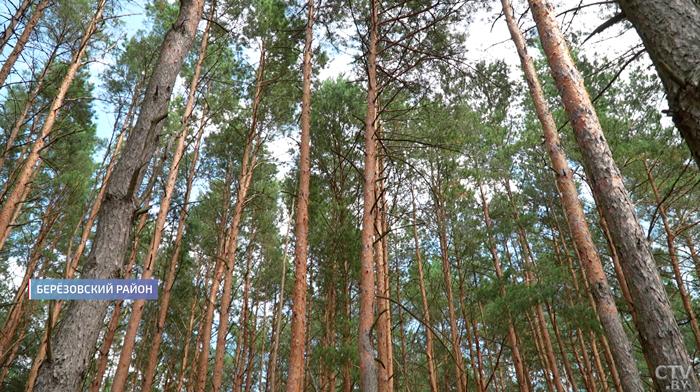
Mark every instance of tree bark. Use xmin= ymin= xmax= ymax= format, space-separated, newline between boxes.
xmin=0 ymin=0 xmax=32 ymax=54
xmin=616 ymin=0 xmax=700 ymax=168
xmin=286 ymin=1 xmax=314 ymax=390
xmin=478 ymin=181 xmax=529 ymax=392
xmin=139 ymin=12 xmax=211 ymax=390
xmin=0 ymin=41 xmax=59 ymax=176
xmin=141 ymin=119 xmax=207 ymax=392
xmin=211 ymin=45 xmax=265 ymax=392
xmin=432 ymin=178 xmax=466 ymax=392
xmin=0 ymin=0 xmax=104 ymax=251
xmin=232 ymin=229 xmax=258 ymax=392
xmin=410 ymin=183 xmax=438 ymax=392
xmin=174 ymin=263 xmax=206 ymax=392
xmin=375 ymin=140 xmax=393 ymax=392
xmin=359 ymin=0 xmax=379 ymax=389
xmin=502 ymin=1 xmax=643 ymax=389
xmin=266 ymin=198 xmax=294 ymax=392
xmin=0 ymin=195 xmax=59 ymax=366
xmin=0 ymin=0 xmax=50 ymax=89
xmin=87 ymin=203 xmax=148 ymax=392
xmin=32 ymin=0 xmax=205 ymax=390
xmin=528 ymin=0 xmax=698 ymax=389
xmin=643 ymin=159 xmax=700 ymax=350
xmin=111 ymin=23 xmax=209 ymax=390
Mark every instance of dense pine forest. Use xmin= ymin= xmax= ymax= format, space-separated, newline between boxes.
xmin=1 ymin=0 xmax=700 ymax=391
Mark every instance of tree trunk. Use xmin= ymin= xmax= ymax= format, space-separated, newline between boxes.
xmin=111 ymin=25 xmax=208 ymax=389
xmin=359 ymin=0 xmax=379 ymax=389
xmin=528 ymin=0 xmax=698 ymax=389
xmin=410 ymin=183 xmax=438 ymax=392
xmin=432 ymin=179 xmax=466 ymax=392
xmin=139 ymin=13 xmax=211 ymax=390
xmin=0 ymin=41 xmax=59 ymax=175
xmin=266 ymin=198 xmax=294 ymax=392
xmin=232 ymin=230 xmax=258 ymax=392
xmin=32 ymin=0 xmax=205 ymax=390
xmin=194 ymin=162 xmax=234 ymax=392
xmin=0 ymin=0 xmax=50 ymax=89
xmin=0 ymin=197 xmax=59 ymax=366
xmin=616 ymin=0 xmax=700 ymax=168
xmin=545 ymin=302 xmax=578 ymax=392
xmin=0 ymin=0 xmax=32 ymax=54
xmin=174 ymin=263 xmax=206 ymax=392
xmin=286 ymin=1 xmax=314 ymax=390
xmin=86 ymin=195 xmax=150 ymax=392
xmin=501 ymin=1 xmax=644 ymax=389
xmin=211 ymin=47 xmax=265 ymax=392
xmin=643 ymin=159 xmax=700 ymax=350
xmin=141 ymin=120 xmax=207 ymax=392
xmin=0 ymin=0 xmax=103 ymax=251
xmin=375 ymin=143 xmax=393 ymax=392
xmin=0 ymin=301 xmax=34 ymax=387
xmin=478 ymin=181 xmax=529 ymax=392
xmin=395 ymin=251 xmax=409 ymax=392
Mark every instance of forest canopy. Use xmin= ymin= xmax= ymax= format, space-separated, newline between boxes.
xmin=1 ymin=0 xmax=700 ymax=391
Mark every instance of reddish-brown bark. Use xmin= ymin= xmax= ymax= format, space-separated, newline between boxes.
xmin=0 ymin=0 xmax=50 ymax=89
xmin=33 ymin=0 xmax=205 ymax=389
xmin=528 ymin=0 xmax=697 ymax=389
xmin=478 ymin=181 xmax=529 ymax=391
xmin=501 ymin=1 xmax=643 ymax=389
xmin=286 ymin=1 xmax=314 ymax=389
xmin=410 ymin=184 xmax=438 ymax=392
xmin=359 ymin=0 xmax=379 ymax=389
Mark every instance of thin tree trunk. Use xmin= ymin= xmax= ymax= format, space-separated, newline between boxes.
xmin=232 ymin=229 xmax=258 ymax=392
xmin=141 ymin=121 xmax=207 ymax=392
xmin=286 ymin=1 xmax=314 ymax=389
xmin=266 ymin=198 xmax=294 ymax=392
xmin=0 ymin=0 xmax=50 ymax=89
xmin=174 ymin=264 xmax=206 ymax=392
xmin=0 ymin=0 xmax=32 ymax=54
xmin=454 ymin=247 xmax=482 ymax=392
xmin=0 ymin=197 xmax=59 ymax=366
xmin=525 ymin=310 xmax=553 ymax=392
xmin=477 ymin=181 xmax=528 ymax=392
xmin=545 ymin=302 xmax=578 ymax=392
xmin=188 ymin=289 xmax=209 ymax=392
xmin=194 ymin=163 xmax=234 ymax=392
xmin=432 ymin=179 xmax=466 ymax=392
xmin=359 ymin=0 xmax=379 ymax=388
xmin=644 ymin=159 xmax=700 ymax=351
xmin=410 ymin=183 xmax=438 ymax=392
xmin=0 ymin=0 xmax=103 ymax=249
xmin=343 ymin=258 xmax=353 ymax=392
xmin=211 ymin=46 xmax=265 ymax=392
xmin=33 ymin=0 xmax=205 ymax=390
xmin=502 ymin=180 xmax=565 ymax=392
xmin=376 ymin=147 xmax=392 ymax=392
xmin=0 ymin=41 xmax=59 ymax=175
xmin=527 ymin=0 xmax=697 ymax=389
xmin=0 ymin=300 xmax=34 ymax=387
xmin=395 ymin=253 xmax=409 ymax=392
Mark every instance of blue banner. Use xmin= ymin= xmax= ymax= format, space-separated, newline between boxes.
xmin=29 ymin=279 xmax=158 ymax=300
